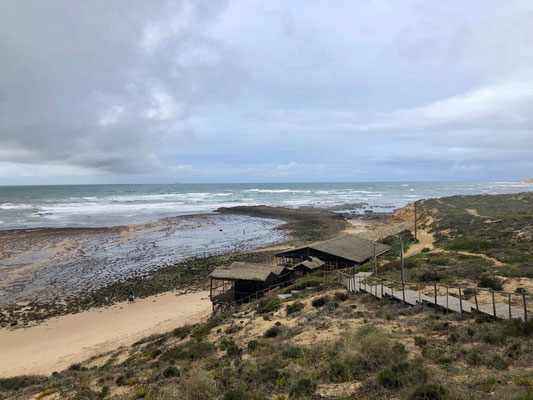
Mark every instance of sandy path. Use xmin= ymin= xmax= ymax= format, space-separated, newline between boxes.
xmin=0 ymin=290 xmax=211 ymax=378
xmin=405 ymin=229 xmax=435 ymax=257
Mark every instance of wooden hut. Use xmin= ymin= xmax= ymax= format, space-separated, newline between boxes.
xmin=210 ymin=262 xmax=291 ymax=312
xmin=275 ymin=235 xmax=391 ymax=271
xmin=291 ymin=257 xmax=325 ymax=277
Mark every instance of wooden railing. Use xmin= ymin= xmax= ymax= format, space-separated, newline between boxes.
xmin=337 ymin=270 xmax=531 ymax=321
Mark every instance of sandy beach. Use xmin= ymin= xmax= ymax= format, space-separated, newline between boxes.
xmin=0 ymin=290 xmax=211 ymax=378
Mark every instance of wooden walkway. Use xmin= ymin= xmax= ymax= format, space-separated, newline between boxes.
xmin=339 ymin=272 xmax=530 ymax=321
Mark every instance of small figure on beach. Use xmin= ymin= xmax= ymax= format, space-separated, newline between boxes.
xmin=128 ymin=291 xmax=135 ymax=303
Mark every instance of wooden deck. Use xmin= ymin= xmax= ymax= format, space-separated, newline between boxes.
xmin=339 ymin=273 xmax=530 ymax=321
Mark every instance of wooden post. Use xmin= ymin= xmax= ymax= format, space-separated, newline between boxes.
xmin=372 ymin=243 xmax=377 ymax=277
xmin=381 ymin=279 xmax=384 ymax=298
xmin=418 ymin=285 xmax=421 ymax=304
xmin=508 ymin=293 xmax=512 ymax=319
xmin=414 ymin=201 xmax=418 ymax=241
xmin=492 ymin=291 xmax=497 ymax=318
xmin=474 ymin=289 xmax=479 ymax=312
xmin=446 ymin=285 xmax=449 ymax=313
xmin=523 ymin=292 xmax=528 ymax=322
xmin=434 ymin=282 xmax=437 ymax=306
xmin=399 ymin=235 xmax=405 ymax=304
xmin=458 ymin=285 xmax=463 ymax=313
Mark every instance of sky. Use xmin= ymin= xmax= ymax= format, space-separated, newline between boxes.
xmin=0 ymin=0 xmax=532 ymax=185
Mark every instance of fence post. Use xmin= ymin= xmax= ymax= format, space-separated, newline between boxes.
xmin=418 ymin=285 xmax=421 ymax=304
xmin=508 ymin=293 xmax=512 ymax=319
xmin=401 ymin=280 xmax=406 ymax=305
xmin=458 ymin=285 xmax=463 ymax=313
xmin=523 ymin=292 xmax=528 ymax=322
xmin=492 ymin=291 xmax=497 ymax=318
xmin=391 ymin=284 xmax=394 ymax=299
xmin=381 ymin=279 xmax=384 ymax=298
xmin=446 ymin=285 xmax=449 ymax=314
xmin=474 ymin=289 xmax=479 ymax=312
xmin=434 ymin=282 xmax=437 ymax=306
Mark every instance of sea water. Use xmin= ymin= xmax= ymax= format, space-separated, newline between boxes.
xmin=1 ymin=181 xmax=532 ymax=229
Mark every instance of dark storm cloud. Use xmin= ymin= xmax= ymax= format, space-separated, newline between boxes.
xmin=1 ymin=0 xmax=532 ymax=183
xmin=0 ymin=0 xmax=233 ymax=174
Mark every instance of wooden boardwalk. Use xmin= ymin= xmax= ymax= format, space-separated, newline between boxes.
xmin=339 ymin=272 xmax=530 ymax=321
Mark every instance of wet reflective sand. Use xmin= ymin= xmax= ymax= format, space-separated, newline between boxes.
xmin=0 ymin=214 xmax=286 ymax=304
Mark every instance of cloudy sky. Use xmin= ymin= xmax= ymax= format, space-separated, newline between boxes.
xmin=1 ymin=0 xmax=532 ymax=184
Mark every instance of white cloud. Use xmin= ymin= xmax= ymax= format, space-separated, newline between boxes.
xmin=98 ymin=105 xmax=124 ymax=126
xmin=144 ymin=92 xmax=184 ymax=121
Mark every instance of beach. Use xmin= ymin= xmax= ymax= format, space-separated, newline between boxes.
xmin=0 ymin=290 xmax=211 ymax=378
xmin=0 ymin=214 xmax=285 ymax=305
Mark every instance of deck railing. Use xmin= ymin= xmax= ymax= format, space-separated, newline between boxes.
xmin=337 ymin=270 xmax=531 ymax=321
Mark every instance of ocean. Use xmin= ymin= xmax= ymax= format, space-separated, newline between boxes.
xmin=1 ymin=181 xmax=532 ymax=230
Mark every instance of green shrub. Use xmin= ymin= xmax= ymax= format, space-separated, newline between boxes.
xmin=414 ymin=336 xmax=428 ymax=347
xmin=487 ymin=354 xmax=507 ymax=370
xmin=161 ymin=341 xmax=215 ymax=362
xmin=223 ymin=389 xmax=252 ymax=400
xmin=281 ymin=346 xmax=303 ymax=359
xmin=219 ymin=339 xmax=242 ymax=357
xmin=68 ymin=363 xmax=82 ymax=371
xmin=286 ymin=302 xmax=304 ymax=315
xmin=328 ymin=361 xmax=352 ymax=382
xmin=410 ymin=383 xmax=448 ymax=400
xmin=466 ymin=347 xmax=484 ymax=366
xmin=98 ymin=386 xmax=110 ymax=399
xmin=501 ymin=318 xmax=533 ymax=337
xmin=115 ymin=375 xmax=127 ymax=386
xmin=163 ymin=365 xmax=180 ymax=377
xmin=477 ymin=274 xmax=503 ymax=291
xmin=377 ymin=362 xmax=409 ymax=388
xmin=341 ymin=326 xmax=408 ymax=373
xmin=264 ymin=325 xmax=282 ymax=338
xmin=289 ymin=377 xmax=317 ymax=397
xmin=0 ymin=375 xmax=47 ymax=392
xmin=247 ymin=340 xmax=259 ymax=352
xmin=312 ymin=295 xmax=330 ymax=307
xmin=257 ymin=299 xmax=282 ymax=314
xmin=421 ymin=248 xmax=431 ymax=253
xmin=173 ymin=325 xmax=192 ymax=339
xmin=334 ymin=291 xmax=349 ymax=301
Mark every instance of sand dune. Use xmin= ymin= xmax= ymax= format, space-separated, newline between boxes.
xmin=0 ymin=290 xmax=211 ymax=378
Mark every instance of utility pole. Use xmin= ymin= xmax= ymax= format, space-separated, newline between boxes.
xmin=414 ymin=201 xmax=418 ymax=241
xmin=398 ymin=234 xmax=405 ymax=304
xmin=371 ymin=243 xmax=377 ymax=277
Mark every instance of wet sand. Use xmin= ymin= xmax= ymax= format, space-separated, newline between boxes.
xmin=0 ymin=290 xmax=211 ymax=378
xmin=0 ymin=214 xmax=286 ymax=304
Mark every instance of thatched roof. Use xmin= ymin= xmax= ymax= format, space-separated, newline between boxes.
xmin=210 ymin=262 xmax=284 ymax=282
xmin=293 ymin=257 xmax=325 ymax=271
xmin=276 ymin=235 xmax=391 ymax=263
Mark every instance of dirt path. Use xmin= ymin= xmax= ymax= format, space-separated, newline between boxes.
xmin=0 ymin=291 xmax=211 ymax=378
xmin=466 ymin=208 xmax=481 ymax=217
xmin=405 ymin=229 xmax=435 ymax=257
xmin=343 ymin=217 xmax=412 ymax=241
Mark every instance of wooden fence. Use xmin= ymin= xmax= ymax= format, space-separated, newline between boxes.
xmin=337 ymin=271 xmax=530 ymax=321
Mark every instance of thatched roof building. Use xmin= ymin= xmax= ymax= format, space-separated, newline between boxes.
xmin=210 ymin=262 xmax=285 ymax=282
xmin=276 ymin=235 xmax=391 ymax=270
xmin=292 ymin=257 xmax=325 ymax=275
xmin=209 ymin=262 xmax=292 ymax=311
